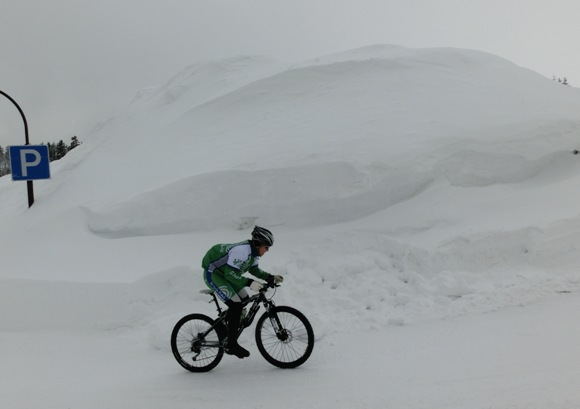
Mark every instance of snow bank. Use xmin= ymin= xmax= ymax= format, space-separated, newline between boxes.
xmin=5 ymin=44 xmax=580 ymax=407
xmin=2 ymin=44 xmax=580 ymax=336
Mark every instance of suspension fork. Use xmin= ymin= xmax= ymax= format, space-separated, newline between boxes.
xmin=264 ymin=299 xmax=284 ymax=333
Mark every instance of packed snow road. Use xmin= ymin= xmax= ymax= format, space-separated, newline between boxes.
xmin=2 ymin=290 xmax=579 ymax=409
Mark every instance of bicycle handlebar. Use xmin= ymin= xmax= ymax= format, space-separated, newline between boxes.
xmin=262 ymin=280 xmax=280 ymax=291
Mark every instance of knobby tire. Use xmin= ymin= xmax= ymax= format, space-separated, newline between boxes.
xmin=255 ymin=306 xmax=315 ymax=368
xmin=171 ymin=313 xmax=225 ymax=372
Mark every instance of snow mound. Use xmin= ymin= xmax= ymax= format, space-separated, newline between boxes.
xmin=3 ymin=44 xmax=580 ymax=333
xmin=5 ymin=43 xmax=580 ymax=408
xmin=84 ymin=161 xmax=432 ymax=237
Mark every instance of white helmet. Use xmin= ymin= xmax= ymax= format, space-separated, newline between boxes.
xmin=251 ymin=226 xmax=274 ymax=247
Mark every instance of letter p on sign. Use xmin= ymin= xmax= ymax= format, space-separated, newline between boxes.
xmin=9 ymin=145 xmax=51 ymax=181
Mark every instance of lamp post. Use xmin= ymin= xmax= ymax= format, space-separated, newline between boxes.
xmin=0 ymin=90 xmax=35 ymax=207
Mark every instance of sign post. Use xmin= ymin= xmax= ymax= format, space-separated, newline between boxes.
xmin=0 ymin=90 xmax=37 ymax=207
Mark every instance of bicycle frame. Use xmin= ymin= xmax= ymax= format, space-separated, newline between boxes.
xmin=200 ymin=284 xmax=281 ymax=345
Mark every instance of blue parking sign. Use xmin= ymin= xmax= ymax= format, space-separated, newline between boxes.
xmin=9 ymin=145 xmax=51 ymax=181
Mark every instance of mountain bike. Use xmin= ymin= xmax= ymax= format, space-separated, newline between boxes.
xmin=171 ymin=281 xmax=315 ymax=372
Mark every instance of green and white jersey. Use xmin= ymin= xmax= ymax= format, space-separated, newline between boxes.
xmin=202 ymin=240 xmax=270 ymax=292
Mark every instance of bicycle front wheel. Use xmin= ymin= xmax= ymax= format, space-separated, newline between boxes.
xmin=171 ymin=313 xmax=225 ymax=372
xmin=255 ymin=306 xmax=315 ymax=368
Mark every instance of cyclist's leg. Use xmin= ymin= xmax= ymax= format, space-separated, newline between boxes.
xmin=204 ymin=269 xmax=237 ymax=302
xmin=204 ymin=271 xmax=250 ymax=358
xmin=223 ymin=289 xmax=251 ymax=358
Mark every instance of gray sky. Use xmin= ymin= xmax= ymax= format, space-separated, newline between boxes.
xmin=2 ymin=0 xmax=579 ymax=146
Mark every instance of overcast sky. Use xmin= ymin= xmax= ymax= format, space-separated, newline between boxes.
xmin=2 ymin=0 xmax=580 ymax=146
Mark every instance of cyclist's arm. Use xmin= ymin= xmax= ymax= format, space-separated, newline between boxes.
xmin=220 ymin=264 xmax=252 ymax=287
xmin=248 ymin=264 xmax=271 ymax=281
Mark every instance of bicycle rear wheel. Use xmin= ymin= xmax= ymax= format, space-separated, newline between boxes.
xmin=171 ymin=313 xmax=225 ymax=372
xmin=255 ymin=306 xmax=315 ymax=368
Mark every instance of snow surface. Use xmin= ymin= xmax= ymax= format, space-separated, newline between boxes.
xmin=2 ymin=44 xmax=580 ymax=408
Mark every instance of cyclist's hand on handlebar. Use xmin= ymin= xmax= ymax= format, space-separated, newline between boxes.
xmin=249 ymin=280 xmax=264 ymax=291
xmin=272 ymin=275 xmax=284 ymax=284
xmin=266 ymin=275 xmax=284 ymax=287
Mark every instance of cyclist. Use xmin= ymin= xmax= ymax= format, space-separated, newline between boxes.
xmin=202 ymin=226 xmax=284 ymax=358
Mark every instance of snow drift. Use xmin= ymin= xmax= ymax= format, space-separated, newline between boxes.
xmin=3 ymin=43 xmax=580 ymax=408
xmin=2 ymin=44 xmax=580 ymax=322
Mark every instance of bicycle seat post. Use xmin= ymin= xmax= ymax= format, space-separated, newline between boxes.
xmin=211 ymin=292 xmax=223 ymax=315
